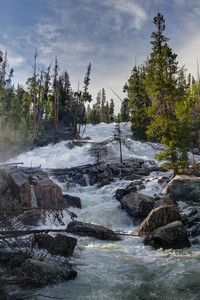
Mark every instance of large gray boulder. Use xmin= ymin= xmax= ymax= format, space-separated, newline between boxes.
xmin=138 ymin=205 xmax=181 ymax=235
xmin=66 ymin=221 xmax=120 ymax=241
xmin=165 ymin=175 xmax=200 ymax=202
xmin=144 ymin=220 xmax=191 ymax=249
xmin=120 ymin=192 xmax=155 ymax=219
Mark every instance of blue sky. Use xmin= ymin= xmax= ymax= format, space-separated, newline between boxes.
xmin=1 ymin=0 xmax=200 ymax=112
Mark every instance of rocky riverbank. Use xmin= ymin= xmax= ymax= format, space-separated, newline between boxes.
xmin=0 ymin=157 xmax=200 ymax=298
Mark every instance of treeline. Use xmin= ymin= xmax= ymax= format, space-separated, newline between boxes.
xmin=0 ymin=51 xmax=116 ymax=157
xmin=1 ymin=12 xmax=200 ymax=173
xmin=122 ymin=12 xmax=200 ymax=173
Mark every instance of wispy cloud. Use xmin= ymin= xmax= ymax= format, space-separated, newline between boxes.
xmin=102 ymin=0 xmax=147 ymax=30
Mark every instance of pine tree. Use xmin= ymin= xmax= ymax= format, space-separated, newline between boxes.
xmin=125 ymin=65 xmax=150 ymax=139
xmin=109 ymin=99 xmax=115 ymax=122
xmin=120 ymin=98 xmax=129 ymax=122
xmin=145 ymin=12 xmax=191 ymax=174
xmin=53 ymin=57 xmax=59 ymax=135
xmin=82 ymin=62 xmax=92 ymax=103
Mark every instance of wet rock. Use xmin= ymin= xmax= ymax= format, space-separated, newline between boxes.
xmin=8 ymin=252 xmax=30 ymax=269
xmin=115 ymin=189 xmax=128 ymax=201
xmin=66 ymin=221 xmax=120 ymax=241
xmin=190 ymin=224 xmax=200 ymax=237
xmin=165 ymin=175 xmax=200 ymax=202
xmin=154 ymin=196 xmax=177 ymax=208
xmin=120 ymin=192 xmax=155 ymax=219
xmin=0 ymin=282 xmax=7 ymax=300
xmin=18 ymin=258 xmax=77 ymax=286
xmin=138 ymin=205 xmax=181 ymax=235
xmin=144 ymin=220 xmax=191 ymax=249
xmin=34 ymin=233 xmax=77 ymax=257
xmin=115 ymin=182 xmax=138 ymax=201
xmin=63 ymin=194 xmax=81 ymax=208
xmin=17 ymin=209 xmax=43 ymax=226
xmin=34 ymin=179 xmax=64 ymax=209
xmin=0 ymin=171 xmax=9 ymax=195
xmin=3 ymin=166 xmax=31 ymax=207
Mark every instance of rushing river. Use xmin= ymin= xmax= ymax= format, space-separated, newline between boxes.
xmin=7 ymin=123 xmax=200 ymax=300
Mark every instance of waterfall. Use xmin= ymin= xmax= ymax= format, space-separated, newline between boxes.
xmin=30 ymin=185 xmax=38 ymax=208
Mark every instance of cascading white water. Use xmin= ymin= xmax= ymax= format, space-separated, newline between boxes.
xmin=7 ymin=123 xmax=200 ymax=300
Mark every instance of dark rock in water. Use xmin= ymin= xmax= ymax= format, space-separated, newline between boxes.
xmin=144 ymin=220 xmax=191 ymax=249
xmin=65 ymin=141 xmax=75 ymax=149
xmin=63 ymin=193 xmax=81 ymax=208
xmin=115 ymin=183 xmax=138 ymax=201
xmin=0 ymin=281 xmax=7 ymax=300
xmin=66 ymin=221 xmax=120 ymax=241
xmin=34 ymin=233 xmax=77 ymax=257
xmin=18 ymin=258 xmax=77 ymax=286
xmin=120 ymin=192 xmax=155 ymax=219
xmin=190 ymin=224 xmax=200 ymax=237
xmin=17 ymin=209 xmax=44 ymax=226
xmin=115 ymin=189 xmax=128 ymax=201
xmin=138 ymin=205 xmax=181 ymax=235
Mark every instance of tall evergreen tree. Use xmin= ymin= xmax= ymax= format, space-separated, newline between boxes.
xmin=144 ymin=12 xmax=191 ymax=173
xmin=125 ymin=65 xmax=150 ymax=139
xmin=109 ymin=99 xmax=115 ymax=122
xmin=120 ymin=98 xmax=129 ymax=122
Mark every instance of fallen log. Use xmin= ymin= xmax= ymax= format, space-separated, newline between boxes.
xmin=0 ymin=228 xmax=139 ymax=239
xmin=46 ymin=162 xmax=102 ymax=175
xmin=0 ymin=162 xmax=24 ymax=166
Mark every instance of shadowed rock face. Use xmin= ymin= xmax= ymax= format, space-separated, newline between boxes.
xmin=144 ymin=220 xmax=191 ymax=249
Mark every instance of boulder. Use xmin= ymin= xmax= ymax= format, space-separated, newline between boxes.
xmin=0 ymin=171 xmax=9 ymax=195
xmin=115 ymin=183 xmax=138 ymax=201
xmin=3 ymin=166 xmax=31 ymax=207
xmin=165 ymin=175 xmax=200 ymax=202
xmin=34 ymin=179 xmax=64 ymax=209
xmin=18 ymin=258 xmax=77 ymax=286
xmin=138 ymin=205 xmax=181 ymax=235
xmin=66 ymin=221 xmax=120 ymax=241
xmin=120 ymin=192 xmax=155 ymax=219
xmin=0 ymin=282 xmax=7 ymax=300
xmin=190 ymin=224 xmax=200 ymax=237
xmin=144 ymin=220 xmax=191 ymax=249
xmin=17 ymin=209 xmax=44 ymax=226
xmin=154 ymin=196 xmax=177 ymax=208
xmin=63 ymin=194 xmax=81 ymax=208
xmin=34 ymin=233 xmax=77 ymax=257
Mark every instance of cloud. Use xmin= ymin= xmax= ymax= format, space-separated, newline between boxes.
xmin=176 ymin=33 xmax=200 ymax=77
xmin=102 ymin=0 xmax=147 ymax=30
xmin=8 ymin=54 xmax=25 ymax=67
xmin=36 ymin=23 xmax=61 ymax=41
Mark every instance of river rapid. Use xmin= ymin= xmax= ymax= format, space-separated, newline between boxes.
xmin=7 ymin=123 xmax=200 ymax=300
